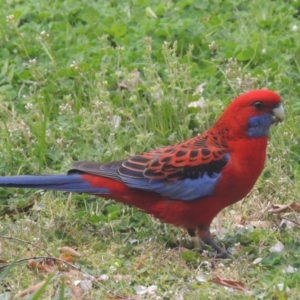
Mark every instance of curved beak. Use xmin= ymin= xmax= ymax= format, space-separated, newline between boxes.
xmin=272 ymin=104 xmax=284 ymax=124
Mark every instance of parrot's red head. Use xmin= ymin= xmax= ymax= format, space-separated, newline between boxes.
xmin=216 ymin=90 xmax=284 ymax=139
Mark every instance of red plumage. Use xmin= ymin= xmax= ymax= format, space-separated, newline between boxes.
xmin=73 ymin=90 xmax=284 ymax=257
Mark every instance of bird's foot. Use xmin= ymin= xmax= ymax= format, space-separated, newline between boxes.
xmin=198 ymin=226 xmax=232 ymax=259
xmin=214 ymin=248 xmax=232 ymax=259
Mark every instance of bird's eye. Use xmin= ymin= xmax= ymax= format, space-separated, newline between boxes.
xmin=253 ymin=101 xmax=264 ymax=110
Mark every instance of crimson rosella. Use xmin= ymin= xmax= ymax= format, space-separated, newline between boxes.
xmin=0 ymin=90 xmax=284 ymax=258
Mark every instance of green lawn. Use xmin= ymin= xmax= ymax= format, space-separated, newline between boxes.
xmin=0 ymin=0 xmax=300 ymax=299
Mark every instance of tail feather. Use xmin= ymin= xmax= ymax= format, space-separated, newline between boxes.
xmin=0 ymin=174 xmax=109 ymax=194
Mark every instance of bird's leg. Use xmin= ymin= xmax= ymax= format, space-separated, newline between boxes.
xmin=197 ymin=226 xmax=232 ymax=258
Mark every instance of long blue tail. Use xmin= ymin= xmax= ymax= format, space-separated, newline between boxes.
xmin=0 ymin=174 xmax=109 ymax=194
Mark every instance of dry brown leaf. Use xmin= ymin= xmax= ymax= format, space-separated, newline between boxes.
xmin=136 ymin=255 xmax=145 ymax=270
xmin=70 ymin=284 xmax=84 ymax=300
xmin=59 ymin=253 xmax=75 ymax=263
xmin=59 ymin=246 xmax=81 ymax=257
xmin=15 ymin=280 xmax=46 ymax=297
xmin=269 ymin=201 xmax=300 ymax=213
xmin=0 ymin=258 xmax=9 ymax=263
xmin=28 ymin=259 xmax=55 ymax=273
xmin=239 ymin=215 xmax=246 ymax=225
xmin=209 ymin=275 xmax=249 ymax=293
xmin=249 ymin=221 xmax=272 ymax=229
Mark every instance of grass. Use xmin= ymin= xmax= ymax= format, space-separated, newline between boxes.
xmin=0 ymin=0 xmax=300 ymax=298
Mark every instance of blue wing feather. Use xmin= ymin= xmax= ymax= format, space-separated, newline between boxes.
xmin=120 ymin=171 xmax=222 ymax=201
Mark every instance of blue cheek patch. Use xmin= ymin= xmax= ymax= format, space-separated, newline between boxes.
xmin=247 ymin=113 xmax=273 ymax=138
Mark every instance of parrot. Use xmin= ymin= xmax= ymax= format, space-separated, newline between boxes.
xmin=0 ymin=89 xmax=284 ymax=258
